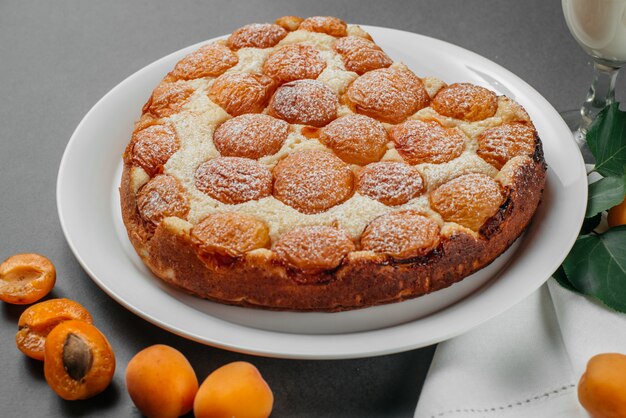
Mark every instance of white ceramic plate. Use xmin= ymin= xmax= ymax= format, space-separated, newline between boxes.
xmin=57 ymin=26 xmax=587 ymax=359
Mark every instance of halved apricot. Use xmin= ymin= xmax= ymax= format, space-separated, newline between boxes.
xmin=389 ymin=119 xmax=465 ymax=165
xmin=143 ymin=82 xmax=194 ymax=119
xmin=431 ymin=83 xmax=498 ymax=122
xmin=357 ymin=162 xmax=425 ymax=206
xmin=476 ymin=122 xmax=536 ymax=169
xmin=16 ymin=298 xmax=92 ymax=360
xmin=318 ymin=114 xmax=388 ymax=165
xmin=275 ymin=15 xmax=303 ymax=32
xmin=346 ymin=68 xmax=429 ymax=124
xmin=195 ymin=157 xmax=273 ymax=204
xmin=429 ymin=173 xmax=503 ymax=231
xmin=263 ymin=44 xmax=326 ymax=85
xmin=228 ymin=23 xmax=287 ymax=50
xmin=170 ymin=43 xmax=238 ymax=81
xmin=208 ymin=73 xmax=276 ymax=116
xmin=137 ymin=175 xmax=190 ymax=229
xmin=213 ymin=114 xmax=289 ymax=159
xmin=334 ymin=36 xmax=392 ymax=75
xmin=273 ymin=150 xmax=353 ymax=214
xmin=126 ymin=123 xmax=179 ymax=176
xmin=274 ymin=225 xmax=355 ymax=273
xmin=361 ymin=211 xmax=440 ymax=259
xmin=192 ymin=213 xmax=271 ymax=257
xmin=44 ymin=320 xmax=115 ymax=400
xmin=194 ymin=361 xmax=273 ymax=418
xmin=299 ymin=16 xmax=347 ymax=37
xmin=0 ymin=253 xmax=56 ymax=305
xmin=268 ymin=80 xmax=338 ymax=127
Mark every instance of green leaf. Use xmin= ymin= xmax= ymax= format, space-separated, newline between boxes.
xmin=586 ymin=175 xmax=626 ymax=218
xmin=587 ymin=103 xmax=626 ymax=177
xmin=562 ymin=226 xmax=626 ymax=313
xmin=581 ymin=213 xmax=601 ymax=235
xmin=553 ymin=265 xmax=582 ymax=294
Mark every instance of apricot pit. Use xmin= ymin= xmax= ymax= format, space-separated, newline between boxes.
xmin=44 ymin=320 xmax=115 ymax=400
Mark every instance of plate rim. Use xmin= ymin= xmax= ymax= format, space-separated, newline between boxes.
xmin=56 ymin=24 xmax=587 ymax=359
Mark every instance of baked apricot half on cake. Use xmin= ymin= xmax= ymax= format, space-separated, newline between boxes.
xmin=213 ymin=114 xmax=289 ymax=160
xmin=431 ymin=83 xmax=498 ymax=121
xmin=272 ymin=150 xmax=354 ymax=214
xmin=119 ymin=16 xmax=546 ymax=311
xmin=170 ymin=43 xmax=238 ymax=81
xmin=318 ymin=114 xmax=388 ymax=165
xmin=361 ymin=211 xmax=440 ymax=260
xmin=195 ymin=157 xmax=272 ymax=205
xmin=268 ymin=79 xmax=338 ymax=127
xmin=356 ymin=162 xmax=425 ymax=206
xmin=209 ymin=72 xmax=276 ymax=116
xmin=346 ymin=67 xmax=429 ymax=123
xmin=390 ymin=119 xmax=465 ymax=165
xmin=263 ymin=44 xmax=326 ymax=85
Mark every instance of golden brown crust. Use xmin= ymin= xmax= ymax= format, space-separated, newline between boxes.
xmin=119 ymin=141 xmax=546 ymax=311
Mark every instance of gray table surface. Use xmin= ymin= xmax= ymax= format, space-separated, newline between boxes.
xmin=1 ymin=0 xmax=624 ymax=417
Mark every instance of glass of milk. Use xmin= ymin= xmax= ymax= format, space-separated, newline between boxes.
xmin=562 ymin=0 xmax=626 ymax=161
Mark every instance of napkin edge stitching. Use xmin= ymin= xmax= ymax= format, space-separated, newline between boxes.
xmin=427 ymin=383 xmax=576 ymax=417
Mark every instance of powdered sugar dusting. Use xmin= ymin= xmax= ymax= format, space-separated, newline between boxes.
xmin=269 ymin=80 xmax=338 ymax=127
xmin=228 ymin=23 xmax=287 ymax=50
xmin=130 ymin=25 xmax=538 ymax=247
xmin=226 ymin=48 xmax=271 ymax=74
xmin=278 ymin=30 xmax=337 ymax=50
xmin=357 ymin=162 xmax=424 ymax=206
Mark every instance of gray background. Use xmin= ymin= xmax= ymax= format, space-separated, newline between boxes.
xmin=0 ymin=0 xmax=622 ymax=417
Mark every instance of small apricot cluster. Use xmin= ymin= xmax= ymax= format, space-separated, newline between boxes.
xmin=0 ymin=253 xmax=273 ymax=417
xmin=0 ymin=253 xmax=115 ymax=400
xmin=127 ymin=345 xmax=273 ymax=418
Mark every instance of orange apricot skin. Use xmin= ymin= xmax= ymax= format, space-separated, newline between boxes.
xmin=126 ymin=345 xmax=198 ymax=418
xmin=194 ymin=361 xmax=273 ymax=418
xmin=578 ymin=353 xmax=626 ymax=418
xmin=44 ymin=320 xmax=115 ymax=400
xmin=0 ymin=253 xmax=56 ymax=304
xmin=608 ymin=198 xmax=626 ymax=228
xmin=16 ymin=298 xmax=92 ymax=360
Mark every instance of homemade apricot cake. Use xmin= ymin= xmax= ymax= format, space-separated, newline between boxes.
xmin=120 ymin=16 xmax=547 ymax=311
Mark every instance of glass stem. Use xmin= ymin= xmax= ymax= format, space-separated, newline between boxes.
xmin=579 ymin=60 xmax=620 ymax=134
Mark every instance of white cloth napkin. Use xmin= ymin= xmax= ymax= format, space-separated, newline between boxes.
xmin=414 ymin=279 xmax=626 ymax=417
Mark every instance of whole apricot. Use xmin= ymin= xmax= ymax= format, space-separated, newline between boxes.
xmin=44 ymin=320 xmax=115 ymax=400
xmin=126 ymin=345 xmax=198 ymax=418
xmin=16 ymin=298 xmax=92 ymax=360
xmin=608 ymin=198 xmax=626 ymax=228
xmin=194 ymin=361 xmax=273 ymax=418
xmin=0 ymin=253 xmax=56 ymax=304
xmin=579 ymin=353 xmax=626 ymax=418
